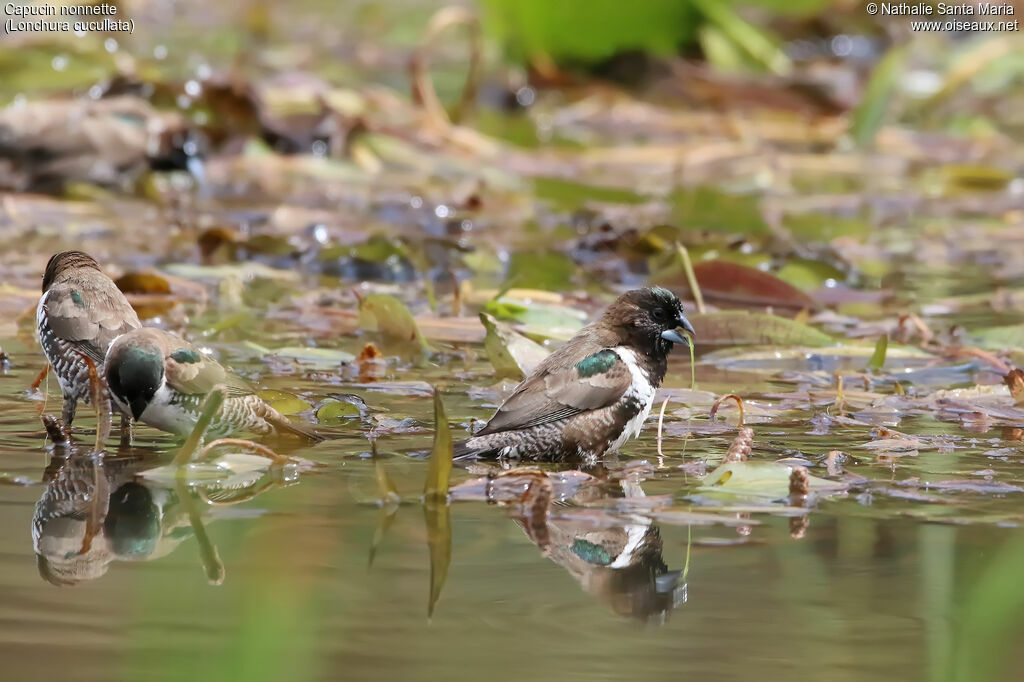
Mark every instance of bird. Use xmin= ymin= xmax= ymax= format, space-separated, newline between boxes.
xmin=0 ymin=95 xmax=203 ymax=193
xmin=104 ymin=327 xmax=322 ymax=441
xmin=36 ymin=250 xmax=142 ymax=434
xmin=455 ymin=287 xmax=694 ymax=462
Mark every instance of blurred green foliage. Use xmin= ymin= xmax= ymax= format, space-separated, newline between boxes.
xmin=478 ymin=0 xmax=830 ymax=67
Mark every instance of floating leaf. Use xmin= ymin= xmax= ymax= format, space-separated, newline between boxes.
xmin=358 ymin=293 xmax=431 ymax=361
xmin=315 ymin=398 xmax=363 ymax=424
xmin=690 ymin=311 xmax=833 ymax=347
xmin=480 ymin=312 xmax=550 ymax=380
xmin=257 ymin=389 xmax=312 ymax=416
xmin=701 ymin=460 xmax=845 ymax=499
xmin=658 ymin=259 xmax=817 ymax=311
xmin=246 ymin=343 xmax=356 ymax=369
xmin=482 ymin=297 xmax=586 ymax=339
xmin=972 ymin=324 xmax=1024 ymax=350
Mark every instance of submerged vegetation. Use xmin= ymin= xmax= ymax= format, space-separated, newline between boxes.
xmin=2 ymin=0 xmax=1024 ymax=680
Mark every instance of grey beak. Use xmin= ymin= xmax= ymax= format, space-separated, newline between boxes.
xmin=661 ymin=316 xmax=696 ymax=346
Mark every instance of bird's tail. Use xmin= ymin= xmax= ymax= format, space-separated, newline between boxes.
xmin=453 ymin=436 xmax=507 ymax=460
xmin=260 ymin=406 xmax=326 ymax=443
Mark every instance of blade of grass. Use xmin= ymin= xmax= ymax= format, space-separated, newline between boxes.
xmin=175 ymin=478 xmax=225 ymax=585
xmin=850 ymin=46 xmax=907 ymax=148
xmin=173 ymin=387 xmax=227 ymax=466
xmin=423 ymin=389 xmax=453 ymax=618
xmin=868 ymin=333 xmax=888 ymax=372
xmin=675 ymin=242 xmax=705 ymax=314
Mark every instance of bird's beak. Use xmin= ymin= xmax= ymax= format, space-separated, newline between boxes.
xmin=661 ymin=315 xmax=696 ymax=346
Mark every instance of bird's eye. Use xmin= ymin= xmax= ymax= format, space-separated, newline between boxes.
xmin=652 ymin=309 xmax=666 ymax=321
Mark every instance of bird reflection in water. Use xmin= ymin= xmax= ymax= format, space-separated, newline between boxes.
xmin=454 ymin=467 xmax=688 ymax=624
xmin=31 ymin=451 xmax=297 ymax=587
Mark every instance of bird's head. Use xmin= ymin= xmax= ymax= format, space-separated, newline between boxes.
xmin=106 ymin=331 xmax=164 ymax=421
xmin=41 ymin=251 xmax=101 ymax=292
xmin=602 ymin=287 xmax=695 ymax=357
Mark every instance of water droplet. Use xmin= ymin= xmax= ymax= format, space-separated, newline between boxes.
xmin=51 ymin=55 xmax=68 ymax=72
xmin=176 ymin=94 xmax=192 ymax=109
xmin=154 ymin=45 xmax=168 ymax=60
xmin=88 ymin=84 xmax=103 ymax=99
xmin=515 ymin=86 xmax=536 ymax=108
xmin=104 ymin=38 xmax=118 ymax=53
xmin=311 ymin=140 xmax=328 ymax=157
xmin=184 ymin=79 xmax=201 ymax=97
xmin=410 ymin=196 xmax=423 ymax=209
xmin=830 ymin=34 xmax=852 ymax=58
xmin=197 ymin=63 xmax=212 ymax=80
xmin=434 ymin=205 xmax=450 ymax=219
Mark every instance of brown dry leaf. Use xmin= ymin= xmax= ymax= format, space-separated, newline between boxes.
xmin=1003 ymin=369 xmax=1024 ymax=406
xmin=661 ymin=259 xmax=818 ymax=312
xmin=356 ymin=343 xmax=386 ymax=382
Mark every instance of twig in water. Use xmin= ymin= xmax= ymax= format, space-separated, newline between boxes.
xmin=709 ymin=393 xmax=744 ymax=427
xmin=175 ymin=479 xmax=225 ymax=585
xmin=197 ymin=438 xmax=290 ymax=465
xmin=656 ymin=397 xmax=670 ymax=458
xmin=30 ymin=364 xmax=49 ymax=391
xmin=83 ymin=356 xmax=110 ymax=450
xmin=410 ymin=6 xmax=482 ymax=131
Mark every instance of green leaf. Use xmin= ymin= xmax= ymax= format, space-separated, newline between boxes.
xmin=257 ymin=390 xmax=313 ymax=416
xmin=505 ymin=250 xmax=576 ymax=292
xmin=358 ymin=293 xmax=431 ymax=361
xmin=480 ymin=0 xmax=699 ymax=64
xmin=480 ymin=312 xmax=550 ymax=380
xmin=482 ymin=297 xmax=586 ymax=339
xmin=690 ymin=311 xmax=834 ymax=347
xmin=250 ymin=344 xmax=356 ymax=369
xmin=424 ymin=390 xmax=453 ymax=500
xmin=691 ymin=0 xmax=791 ymax=75
xmin=701 ymin=461 xmax=845 ymax=498
xmin=850 ymin=46 xmax=908 ymax=148
xmin=315 ymin=399 xmax=363 ymax=424
xmin=973 ymin=324 xmax=1024 ymax=350
xmin=868 ymin=334 xmax=888 ymax=371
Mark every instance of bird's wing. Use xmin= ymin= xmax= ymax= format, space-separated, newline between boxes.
xmin=42 ymin=283 xmax=140 ymax=363
xmin=477 ymin=349 xmax=631 ymax=435
xmin=162 ymin=343 xmax=253 ymax=397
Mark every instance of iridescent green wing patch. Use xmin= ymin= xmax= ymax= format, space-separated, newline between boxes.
xmin=169 ymin=348 xmax=201 ymax=364
xmin=571 ymin=538 xmax=613 ymax=566
xmin=576 ymin=349 xmax=618 ymax=378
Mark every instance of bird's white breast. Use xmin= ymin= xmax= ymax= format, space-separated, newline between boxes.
xmin=608 ymin=347 xmax=656 ymax=453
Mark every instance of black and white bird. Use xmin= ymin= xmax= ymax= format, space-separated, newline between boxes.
xmin=455 ymin=287 xmax=694 ymax=462
xmin=36 ymin=251 xmax=141 ymax=429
